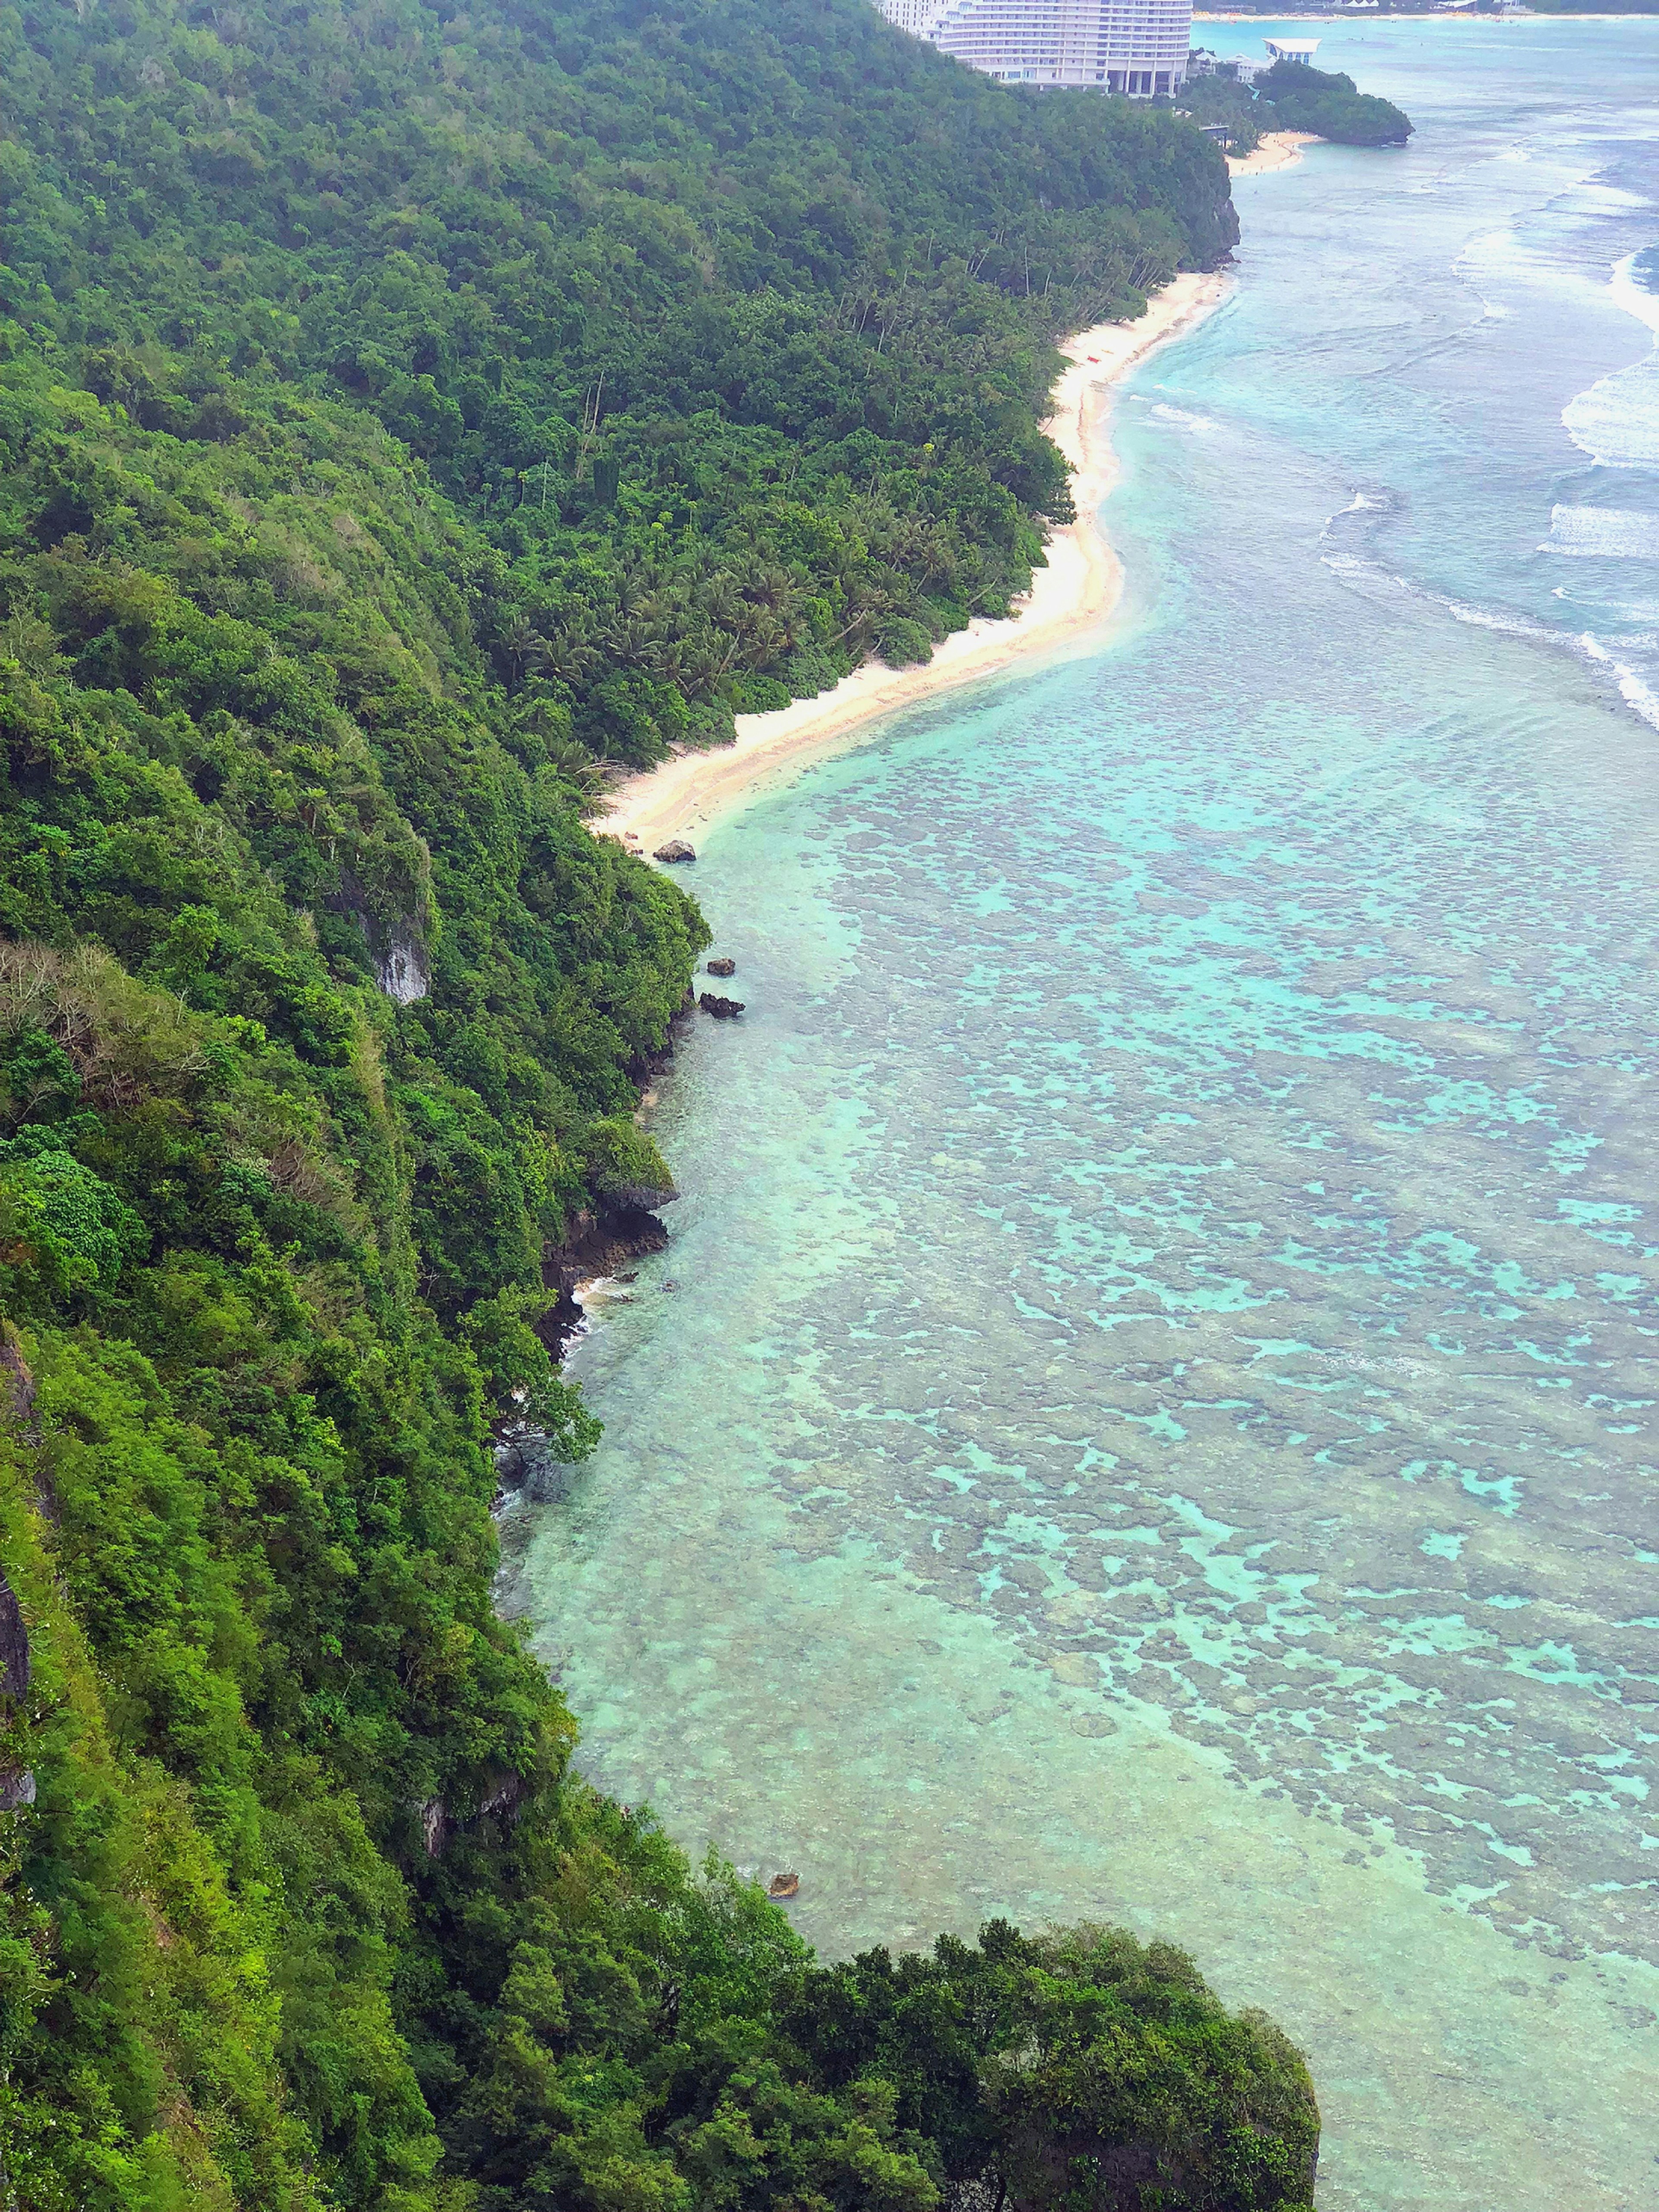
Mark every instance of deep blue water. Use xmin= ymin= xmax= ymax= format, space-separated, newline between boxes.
xmin=506 ymin=26 xmax=1659 ymax=2208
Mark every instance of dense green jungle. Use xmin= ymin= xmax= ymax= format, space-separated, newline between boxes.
xmin=0 ymin=0 xmax=1322 ymax=2203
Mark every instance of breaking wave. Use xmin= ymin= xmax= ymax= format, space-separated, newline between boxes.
xmin=1322 ymin=550 xmax=1659 ymax=728
xmin=1562 ymin=249 xmax=1659 ymax=468
xmin=1542 ymin=504 xmax=1659 ymax=559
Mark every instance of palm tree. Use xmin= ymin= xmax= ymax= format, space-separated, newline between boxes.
xmin=496 ymin=614 xmax=548 ymax=685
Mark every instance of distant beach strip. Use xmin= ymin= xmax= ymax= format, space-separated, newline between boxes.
xmin=1228 ymin=127 xmax=1320 ymax=175
xmin=595 ymin=270 xmax=1234 ymax=855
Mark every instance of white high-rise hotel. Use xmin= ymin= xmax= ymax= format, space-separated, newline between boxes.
xmin=877 ymin=0 xmax=1191 ymax=98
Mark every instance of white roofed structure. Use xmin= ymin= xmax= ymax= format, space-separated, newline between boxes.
xmin=1261 ymin=36 xmax=1320 ymax=64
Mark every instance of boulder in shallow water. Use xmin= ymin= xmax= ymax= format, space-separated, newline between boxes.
xmin=768 ymin=1872 xmax=800 ymax=1899
xmin=699 ymin=992 xmax=745 ymax=1017
xmin=706 ymin=955 xmax=736 ymax=977
xmin=654 ymin=838 xmax=696 ymax=863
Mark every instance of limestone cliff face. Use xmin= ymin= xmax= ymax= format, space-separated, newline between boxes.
xmin=0 ymin=1564 xmax=34 ymax=1812
xmin=323 ymin=868 xmax=434 ymax=1006
xmin=375 ymin=925 xmax=431 ymax=1006
xmin=0 ymin=1567 xmax=28 ymax=1708
xmin=0 ymin=1337 xmax=37 ymax=1811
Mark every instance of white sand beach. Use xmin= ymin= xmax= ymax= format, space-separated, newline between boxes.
xmin=593 ymin=268 xmax=1232 ymax=854
xmin=1229 ymin=130 xmax=1320 ymax=177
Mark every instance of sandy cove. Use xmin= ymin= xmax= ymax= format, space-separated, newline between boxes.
xmin=1228 ymin=130 xmax=1319 ymax=178
xmin=593 ymin=267 xmax=1231 ymax=853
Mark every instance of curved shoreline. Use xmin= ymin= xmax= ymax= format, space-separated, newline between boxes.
xmin=592 ymin=269 xmax=1232 ymax=853
xmin=1229 ymin=129 xmax=1320 ymax=177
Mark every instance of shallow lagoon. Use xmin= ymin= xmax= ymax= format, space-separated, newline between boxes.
xmin=509 ymin=24 xmax=1659 ymax=2207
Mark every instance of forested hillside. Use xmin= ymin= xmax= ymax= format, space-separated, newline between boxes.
xmin=0 ymin=0 xmax=1316 ymax=2205
xmin=0 ymin=0 xmax=1237 ymax=754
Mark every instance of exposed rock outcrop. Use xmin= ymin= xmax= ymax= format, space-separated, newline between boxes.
xmin=375 ymin=926 xmax=430 ymax=1006
xmin=410 ymin=1773 xmax=526 ymax=1861
xmin=0 ymin=1566 xmax=34 ymax=1814
xmin=478 ymin=1767 xmax=527 ymax=1824
xmin=601 ymin=1176 xmax=679 ymax=1213
xmin=0 ymin=1338 xmax=36 ymax=1430
xmin=495 ymin=1422 xmax=580 ymax=1505
xmin=538 ymin=1203 xmax=673 ymax=1360
xmin=324 ymin=870 xmax=432 ymax=1005
xmin=653 ymin=838 xmax=696 ymax=864
xmin=0 ymin=1570 xmax=28 ymax=1709
xmin=699 ymin=992 xmax=744 ymax=1017
xmin=706 ymin=956 xmax=736 ymax=977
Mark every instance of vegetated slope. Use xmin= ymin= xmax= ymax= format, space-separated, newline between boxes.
xmin=0 ymin=1 xmax=1318 ymax=2206
xmin=0 ymin=0 xmax=1238 ymax=760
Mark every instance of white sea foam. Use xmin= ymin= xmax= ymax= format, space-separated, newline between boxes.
xmin=1553 ymin=183 xmax=1653 ymax=215
xmin=1436 ymin=594 xmax=1551 ymax=642
xmin=1322 ymin=553 xmax=1659 ymax=732
xmin=1455 ymin=226 xmax=1523 ymax=283
xmin=1606 ymin=249 xmax=1659 ymax=336
xmin=1452 ymin=228 xmax=1567 ymax=325
xmin=1147 ymin=403 xmax=1218 ymax=435
xmin=1456 ymin=224 xmax=1599 ymax=298
xmin=1321 ymin=550 xmax=1408 ymax=591
xmin=1562 ymin=251 xmax=1659 ymax=468
xmin=1320 ymin=553 xmax=1550 ymax=643
xmin=1579 ymin=631 xmax=1659 ymax=730
xmin=1542 ymin=504 xmax=1659 ymax=560
xmin=1321 ymin=491 xmax=1389 ymax=535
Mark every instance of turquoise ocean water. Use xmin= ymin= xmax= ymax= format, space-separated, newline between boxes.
xmin=505 ymin=24 xmax=1659 ymax=2207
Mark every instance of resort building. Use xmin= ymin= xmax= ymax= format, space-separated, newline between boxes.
xmin=874 ymin=0 xmax=1194 ymax=98
xmin=1190 ymin=37 xmax=1322 ymax=86
xmin=1186 ymin=47 xmax=1261 ymax=83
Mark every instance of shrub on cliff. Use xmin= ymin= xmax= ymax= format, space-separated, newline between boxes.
xmin=785 ymin=1921 xmax=1320 ymax=2212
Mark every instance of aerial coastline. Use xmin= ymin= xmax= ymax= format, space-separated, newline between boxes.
xmin=593 ymin=268 xmax=1232 ymax=852
xmin=1 ymin=0 xmax=1479 ymax=2188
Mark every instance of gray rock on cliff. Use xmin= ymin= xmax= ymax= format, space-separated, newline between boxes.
xmin=0 ymin=1565 xmax=33 ymax=1813
xmin=0 ymin=1569 xmax=29 ymax=1708
xmin=376 ymin=926 xmax=430 ymax=1006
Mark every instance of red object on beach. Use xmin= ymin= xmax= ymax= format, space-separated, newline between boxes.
xmin=1087 ymin=354 xmax=1100 ymax=362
